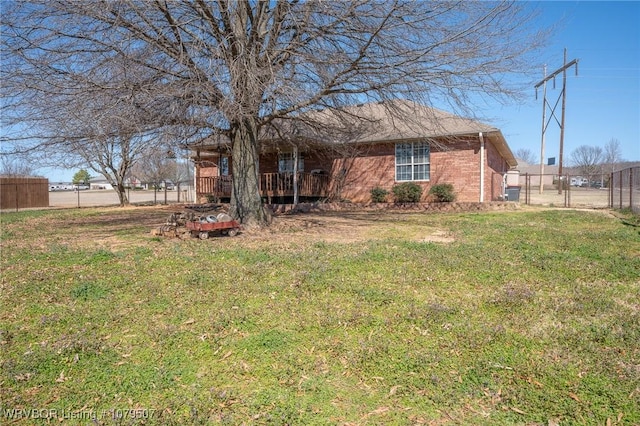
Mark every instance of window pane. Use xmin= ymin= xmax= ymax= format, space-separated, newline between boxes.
xmin=220 ymin=157 xmax=229 ymax=176
xmin=396 ymin=165 xmax=412 ymax=181
xmin=278 ymin=157 xmax=289 ymax=173
xmin=278 ymin=152 xmax=304 ymax=172
xmin=395 ymin=143 xmax=412 ymax=165
xmin=413 ymin=164 xmax=430 ymax=181
xmin=413 ymin=143 xmax=430 ymax=164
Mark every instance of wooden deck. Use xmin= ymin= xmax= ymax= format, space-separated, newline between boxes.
xmin=197 ymin=172 xmax=330 ymax=200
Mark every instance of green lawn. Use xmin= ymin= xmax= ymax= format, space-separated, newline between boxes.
xmin=1 ymin=207 xmax=638 ymax=425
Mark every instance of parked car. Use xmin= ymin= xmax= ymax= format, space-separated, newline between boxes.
xmin=160 ymin=181 xmax=175 ymax=190
xmin=570 ymin=177 xmax=589 ymax=187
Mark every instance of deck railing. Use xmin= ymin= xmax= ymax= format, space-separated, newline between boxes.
xmin=197 ymin=172 xmax=330 ymax=199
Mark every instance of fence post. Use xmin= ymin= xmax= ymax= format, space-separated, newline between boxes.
xmin=630 ymin=167 xmax=634 ymax=210
xmin=15 ymin=184 xmax=19 ymax=212
xmin=618 ymin=170 xmax=622 ymax=209
xmin=609 ymin=172 xmax=613 ymax=208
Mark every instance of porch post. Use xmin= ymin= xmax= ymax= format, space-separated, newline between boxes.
xmin=293 ymin=144 xmax=299 ymax=205
xmin=479 ymin=132 xmax=485 ymax=203
xmin=194 ymin=149 xmax=200 ymax=201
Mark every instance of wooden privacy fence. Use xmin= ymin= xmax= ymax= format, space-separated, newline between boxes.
xmin=0 ymin=177 xmax=49 ymax=211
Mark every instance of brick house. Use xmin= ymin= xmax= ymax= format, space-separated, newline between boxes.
xmin=192 ymin=100 xmax=517 ymax=203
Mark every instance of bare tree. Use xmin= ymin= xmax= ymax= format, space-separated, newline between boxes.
xmin=131 ymin=146 xmax=178 ymax=204
xmin=603 ymin=138 xmax=624 ymax=172
xmin=133 ymin=148 xmax=177 ymax=190
xmin=2 ymin=1 xmax=549 ymax=226
xmin=601 ymin=138 xmax=624 ymax=187
xmin=515 ymin=148 xmax=536 ymax=165
xmin=0 ymin=154 xmax=34 ymax=177
xmin=2 ymin=45 xmax=181 ymax=205
xmin=570 ymin=145 xmax=603 ymax=183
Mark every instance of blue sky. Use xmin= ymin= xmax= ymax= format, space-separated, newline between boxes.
xmin=40 ymin=1 xmax=640 ymax=181
xmin=494 ymin=0 xmax=639 ymax=166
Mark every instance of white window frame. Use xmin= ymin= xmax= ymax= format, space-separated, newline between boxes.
xmin=395 ymin=141 xmax=430 ymax=181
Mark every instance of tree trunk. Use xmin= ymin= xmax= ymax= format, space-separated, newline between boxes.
xmin=115 ymin=182 xmax=129 ymax=207
xmin=228 ymin=118 xmax=271 ymax=228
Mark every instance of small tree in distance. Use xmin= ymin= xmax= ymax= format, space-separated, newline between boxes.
xmin=603 ymin=138 xmax=623 ymax=173
xmin=72 ymin=169 xmax=91 ymax=186
xmin=570 ymin=145 xmax=603 ymax=184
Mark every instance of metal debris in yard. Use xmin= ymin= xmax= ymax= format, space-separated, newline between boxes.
xmin=151 ymin=205 xmax=242 ymax=239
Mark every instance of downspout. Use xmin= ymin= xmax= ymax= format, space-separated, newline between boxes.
xmin=479 ymin=132 xmax=485 ymax=203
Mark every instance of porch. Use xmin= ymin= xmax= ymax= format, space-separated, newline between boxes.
xmin=197 ymin=172 xmax=331 ymax=201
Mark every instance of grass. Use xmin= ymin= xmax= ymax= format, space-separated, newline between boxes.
xmin=1 ymin=206 xmax=638 ymax=425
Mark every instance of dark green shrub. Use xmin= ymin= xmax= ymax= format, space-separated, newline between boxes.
xmin=392 ymin=182 xmax=423 ymax=203
xmin=370 ymin=187 xmax=389 ymax=203
xmin=429 ymin=183 xmax=456 ymax=202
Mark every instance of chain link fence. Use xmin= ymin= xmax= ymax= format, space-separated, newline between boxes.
xmin=519 ymin=173 xmax=609 ymax=209
xmin=611 ymin=166 xmax=639 ymax=213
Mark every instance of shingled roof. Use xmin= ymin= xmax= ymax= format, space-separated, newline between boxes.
xmin=193 ymin=99 xmax=517 ymax=168
xmin=290 ymin=99 xmax=517 ymax=167
xmin=306 ymin=99 xmax=500 ymax=141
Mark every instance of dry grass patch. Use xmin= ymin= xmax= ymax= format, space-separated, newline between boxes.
xmin=1 ymin=206 xmax=638 ymax=425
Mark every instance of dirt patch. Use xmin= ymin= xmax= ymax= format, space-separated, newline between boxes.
xmin=236 ymin=210 xmax=456 ymax=245
xmin=419 ymin=229 xmax=455 ymax=243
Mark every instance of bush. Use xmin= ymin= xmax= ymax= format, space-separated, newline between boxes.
xmin=370 ymin=187 xmax=389 ymax=203
xmin=429 ymin=183 xmax=456 ymax=202
xmin=392 ymin=182 xmax=423 ymax=203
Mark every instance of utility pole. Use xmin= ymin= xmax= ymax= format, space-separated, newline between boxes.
xmin=538 ymin=65 xmax=547 ymax=194
xmin=534 ymin=48 xmax=579 ymax=195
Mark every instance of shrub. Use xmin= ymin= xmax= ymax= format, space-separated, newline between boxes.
xmin=370 ymin=187 xmax=389 ymax=203
xmin=392 ymin=182 xmax=423 ymax=203
xmin=429 ymin=183 xmax=456 ymax=202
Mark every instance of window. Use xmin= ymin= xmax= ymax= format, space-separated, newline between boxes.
xmin=278 ymin=152 xmax=304 ymax=173
xmin=219 ymin=156 xmax=229 ymax=176
xmin=395 ymin=142 xmax=430 ymax=181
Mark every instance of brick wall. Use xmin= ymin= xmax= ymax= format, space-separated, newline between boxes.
xmin=485 ymin=138 xmax=509 ymax=201
xmin=329 ymin=136 xmax=511 ymax=203
xmin=195 ymin=136 xmax=512 ymax=204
